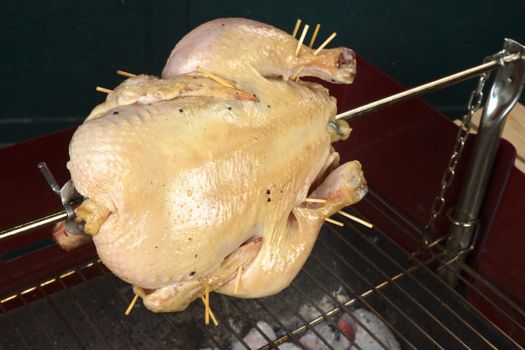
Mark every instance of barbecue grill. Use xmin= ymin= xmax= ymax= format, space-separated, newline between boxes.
xmin=1 ymin=39 xmax=525 ymax=349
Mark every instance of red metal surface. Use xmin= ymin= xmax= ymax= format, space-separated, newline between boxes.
xmin=0 ymin=56 xmax=524 ymax=341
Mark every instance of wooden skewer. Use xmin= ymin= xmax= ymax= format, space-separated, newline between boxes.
xmin=338 ymin=210 xmax=374 ymax=228
xmin=325 ymin=217 xmax=344 ymax=227
xmin=314 ymin=32 xmax=337 ymax=55
xmin=203 ymin=282 xmax=210 ymax=325
xmin=95 ymin=86 xmax=113 ymax=94
xmin=234 ymin=265 xmax=243 ymax=294
xmin=197 ymin=66 xmax=234 ymax=88
xmin=292 ymin=19 xmax=302 ymax=38
xmin=295 ymin=24 xmax=310 ymax=57
xmin=304 ymin=198 xmax=327 ymax=203
xmin=200 ymin=297 xmax=219 ymax=326
xmin=124 ymin=294 xmax=139 ymax=316
xmin=116 ymin=70 xmax=136 ymax=78
xmin=308 ymin=24 xmax=321 ymax=48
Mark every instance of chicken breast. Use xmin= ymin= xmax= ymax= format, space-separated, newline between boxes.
xmin=62 ymin=18 xmax=366 ymax=312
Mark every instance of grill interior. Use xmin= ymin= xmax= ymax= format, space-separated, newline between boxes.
xmin=1 ymin=189 xmax=523 ymax=350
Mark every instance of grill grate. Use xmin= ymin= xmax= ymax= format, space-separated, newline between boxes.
xmin=1 ymin=189 xmax=524 ymax=349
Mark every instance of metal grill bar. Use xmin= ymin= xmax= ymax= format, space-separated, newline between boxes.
xmin=258 ymin=244 xmax=415 ymax=350
xmin=307 ymin=260 xmax=414 ymax=350
xmin=272 ymin=291 xmax=338 ymax=350
xmin=209 ymin=305 xmax=251 ymax=350
xmin=255 ymin=299 xmax=309 ymax=349
xmin=0 ymin=302 xmax=30 ymax=349
xmin=92 ymin=262 xmax=170 ymax=344
xmin=456 ymin=259 xmax=525 ymax=323
xmin=94 ymin=261 xmax=226 ymax=349
xmin=228 ymin=299 xmax=282 ymax=350
xmin=36 ymin=285 xmax=85 ymax=349
xmin=254 ymin=282 xmax=366 ymax=350
xmin=310 ymin=241 xmax=445 ymax=349
xmin=18 ymin=292 xmax=58 ymax=350
xmin=55 ymin=274 xmax=113 ymax=349
xmin=288 ymin=281 xmax=358 ymax=347
xmin=301 ymin=265 xmax=393 ymax=350
xmin=227 ymin=322 xmax=252 ymax=350
xmin=337 ymin=214 xmax=502 ymax=349
xmin=262 ymin=257 xmax=436 ymax=350
xmin=73 ymin=267 xmax=139 ymax=349
xmin=189 ymin=302 xmax=227 ymax=349
xmin=430 ymin=252 xmax=524 ymax=349
xmin=433 ymin=250 xmax=525 ymax=340
xmin=364 ymin=188 xmax=525 ymax=333
xmin=337 ymin=217 xmax=495 ymax=349
xmin=352 ymin=191 xmax=525 ymax=348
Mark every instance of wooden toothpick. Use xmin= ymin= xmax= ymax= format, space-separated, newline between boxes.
xmin=196 ymin=66 xmax=234 ymax=88
xmin=304 ymin=198 xmax=327 ymax=204
xmin=124 ymin=294 xmax=139 ymax=316
xmin=309 ymin=24 xmax=321 ymax=48
xmin=338 ymin=210 xmax=374 ymax=228
xmin=314 ymin=32 xmax=337 ymax=55
xmin=325 ymin=217 xmax=344 ymax=227
xmin=116 ymin=70 xmax=136 ymax=78
xmin=200 ymin=290 xmax=218 ymax=326
xmin=95 ymin=86 xmax=113 ymax=94
xmin=292 ymin=19 xmax=302 ymax=38
xmin=234 ymin=265 xmax=243 ymax=294
xmin=295 ymin=24 xmax=310 ymax=56
xmin=203 ymin=282 xmax=210 ymax=325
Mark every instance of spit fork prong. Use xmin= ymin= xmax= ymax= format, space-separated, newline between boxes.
xmin=37 ymin=162 xmax=86 ymax=235
xmin=37 ymin=162 xmax=62 ymax=195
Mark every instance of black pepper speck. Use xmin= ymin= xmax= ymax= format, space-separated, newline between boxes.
xmin=190 ymin=271 xmax=196 ymax=276
xmin=113 ymin=111 xmax=119 ymax=115
xmin=179 ymin=108 xmax=184 ymax=113
xmin=227 ymin=106 xmax=232 ymax=110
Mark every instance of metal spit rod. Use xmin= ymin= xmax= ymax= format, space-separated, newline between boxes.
xmin=0 ymin=51 xmax=523 ymax=242
xmin=0 ymin=211 xmax=67 ymax=240
xmin=335 ymin=52 xmax=523 ymax=121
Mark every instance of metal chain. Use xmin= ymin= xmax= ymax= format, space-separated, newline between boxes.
xmin=419 ymin=51 xmax=508 ymax=248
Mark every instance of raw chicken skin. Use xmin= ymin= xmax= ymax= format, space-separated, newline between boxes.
xmin=162 ymin=18 xmax=356 ymax=84
xmin=64 ymin=18 xmax=366 ymax=312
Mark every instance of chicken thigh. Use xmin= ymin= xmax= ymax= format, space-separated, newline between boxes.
xmin=61 ymin=18 xmax=366 ymax=312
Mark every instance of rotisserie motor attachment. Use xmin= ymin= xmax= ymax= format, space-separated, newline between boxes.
xmin=55 ymin=18 xmax=367 ymax=312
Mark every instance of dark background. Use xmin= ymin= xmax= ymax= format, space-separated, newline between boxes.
xmin=1 ymin=0 xmax=524 ymax=147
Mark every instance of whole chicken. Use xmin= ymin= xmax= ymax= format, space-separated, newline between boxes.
xmin=55 ymin=18 xmax=367 ymax=312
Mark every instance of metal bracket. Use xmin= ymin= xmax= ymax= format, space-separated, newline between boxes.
xmin=37 ymin=162 xmax=86 ymax=235
xmin=439 ymin=38 xmax=525 ymax=286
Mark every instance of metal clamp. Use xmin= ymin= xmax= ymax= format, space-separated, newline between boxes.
xmin=447 ymin=208 xmax=480 ymax=258
xmin=37 ymin=162 xmax=86 ymax=235
xmin=446 ymin=207 xmax=478 ymax=229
